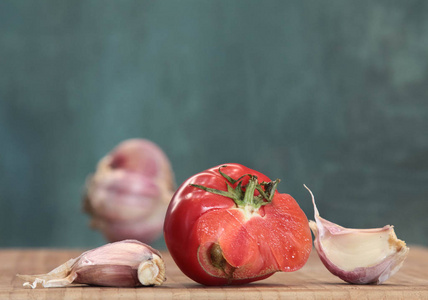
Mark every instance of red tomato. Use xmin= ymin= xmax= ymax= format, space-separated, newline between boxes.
xmin=163 ymin=164 xmax=312 ymax=285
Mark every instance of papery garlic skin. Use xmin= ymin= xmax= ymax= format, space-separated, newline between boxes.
xmin=84 ymin=139 xmax=176 ymax=243
xmin=17 ymin=240 xmax=166 ymax=288
xmin=305 ymin=185 xmax=409 ymax=284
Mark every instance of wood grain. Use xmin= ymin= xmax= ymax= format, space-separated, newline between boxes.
xmin=2 ymin=246 xmax=427 ymax=299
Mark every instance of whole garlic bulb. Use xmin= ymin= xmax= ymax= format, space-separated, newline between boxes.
xmin=83 ymin=139 xmax=176 ymax=244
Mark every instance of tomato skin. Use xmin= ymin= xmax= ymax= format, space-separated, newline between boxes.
xmin=163 ymin=163 xmax=312 ymax=286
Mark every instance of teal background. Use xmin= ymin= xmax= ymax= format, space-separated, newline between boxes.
xmin=1 ymin=0 xmax=427 ymax=249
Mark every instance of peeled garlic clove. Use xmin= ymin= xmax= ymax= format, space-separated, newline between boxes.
xmin=305 ymin=185 xmax=409 ymax=284
xmin=17 ymin=240 xmax=166 ymax=288
xmin=84 ymin=139 xmax=176 ymax=244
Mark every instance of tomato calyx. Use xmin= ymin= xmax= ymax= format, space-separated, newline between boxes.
xmin=190 ymin=165 xmax=280 ymax=217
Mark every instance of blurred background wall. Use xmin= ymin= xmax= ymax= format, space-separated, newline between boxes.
xmin=1 ymin=0 xmax=427 ymax=249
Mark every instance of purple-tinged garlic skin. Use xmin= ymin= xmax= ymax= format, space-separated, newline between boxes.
xmin=305 ymin=185 xmax=409 ymax=285
xmin=17 ymin=240 xmax=166 ymax=288
xmin=84 ymin=139 xmax=176 ymax=244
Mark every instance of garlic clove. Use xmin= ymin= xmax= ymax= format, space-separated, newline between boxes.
xmin=83 ymin=139 xmax=176 ymax=244
xmin=305 ymin=185 xmax=409 ymax=284
xmin=17 ymin=240 xmax=166 ymax=288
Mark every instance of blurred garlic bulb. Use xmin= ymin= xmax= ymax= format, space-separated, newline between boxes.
xmin=84 ymin=139 xmax=176 ymax=244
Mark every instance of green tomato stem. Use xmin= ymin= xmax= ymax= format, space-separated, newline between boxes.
xmin=190 ymin=165 xmax=280 ymax=212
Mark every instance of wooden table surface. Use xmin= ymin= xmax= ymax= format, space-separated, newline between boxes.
xmin=1 ymin=246 xmax=427 ymax=299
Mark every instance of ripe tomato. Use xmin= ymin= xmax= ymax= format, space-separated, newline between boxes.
xmin=163 ymin=164 xmax=312 ymax=285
